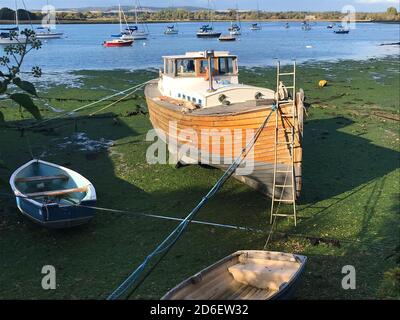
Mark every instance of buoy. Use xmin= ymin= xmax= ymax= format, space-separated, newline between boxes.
xmin=319 ymin=80 xmax=328 ymax=88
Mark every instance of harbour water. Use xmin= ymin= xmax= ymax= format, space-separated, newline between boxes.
xmin=0 ymin=21 xmax=399 ymax=72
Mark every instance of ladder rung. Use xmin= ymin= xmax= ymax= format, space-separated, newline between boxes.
xmin=278 ymin=72 xmax=295 ymax=76
xmin=277 ymin=141 xmax=293 ymax=145
xmin=272 ymin=213 xmax=295 ymax=217
xmin=285 ymin=86 xmax=295 ymax=89
xmin=275 ymin=185 xmax=293 ymax=188
xmin=273 ymin=199 xmax=294 ymax=202
xmin=276 ymin=170 xmax=293 ymax=173
xmin=278 ymin=100 xmax=291 ymax=104
xmin=281 ymin=114 xmax=295 ymax=117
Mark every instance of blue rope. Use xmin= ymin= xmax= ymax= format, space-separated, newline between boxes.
xmin=107 ymin=107 xmax=276 ymax=300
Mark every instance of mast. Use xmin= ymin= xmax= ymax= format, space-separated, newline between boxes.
xmin=15 ymin=0 xmax=19 ymax=27
xmin=135 ymin=0 xmax=138 ymax=25
xmin=119 ymin=3 xmax=122 ymax=33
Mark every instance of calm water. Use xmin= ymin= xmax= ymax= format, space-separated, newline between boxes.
xmin=1 ymin=21 xmax=399 ymax=72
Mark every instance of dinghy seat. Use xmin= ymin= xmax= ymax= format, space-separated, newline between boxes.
xmin=25 ymin=186 xmax=88 ymax=198
xmin=228 ymin=260 xmax=299 ymax=291
xmin=16 ymin=175 xmax=69 ymax=183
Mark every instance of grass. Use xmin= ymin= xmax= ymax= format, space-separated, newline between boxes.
xmin=0 ymin=56 xmax=399 ymax=300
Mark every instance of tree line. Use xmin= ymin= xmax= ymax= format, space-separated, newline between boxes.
xmin=0 ymin=7 xmax=399 ymax=22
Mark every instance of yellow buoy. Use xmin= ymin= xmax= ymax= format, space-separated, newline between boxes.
xmin=319 ymin=80 xmax=328 ymax=88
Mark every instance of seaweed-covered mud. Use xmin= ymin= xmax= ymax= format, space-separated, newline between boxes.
xmin=0 ymin=57 xmax=399 ymax=300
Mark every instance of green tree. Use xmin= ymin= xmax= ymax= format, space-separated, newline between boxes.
xmin=387 ymin=7 xmax=398 ymax=15
xmin=0 ymin=29 xmax=42 ymax=122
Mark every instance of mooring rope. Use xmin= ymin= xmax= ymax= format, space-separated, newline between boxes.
xmin=23 ymin=80 xmax=152 ymax=130
xmin=106 ymin=106 xmax=277 ymax=300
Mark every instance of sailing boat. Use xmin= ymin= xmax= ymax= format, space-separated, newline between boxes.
xmin=197 ymin=0 xmax=221 ymax=38
xmin=250 ymin=2 xmax=262 ymax=30
xmin=121 ymin=0 xmax=149 ymax=40
xmin=229 ymin=5 xmax=241 ymax=36
xmin=0 ymin=0 xmax=27 ymax=45
xmin=164 ymin=1 xmax=179 ymax=34
xmin=34 ymin=0 xmax=64 ymax=39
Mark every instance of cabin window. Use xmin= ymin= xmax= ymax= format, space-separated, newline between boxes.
xmin=192 ymin=97 xmax=196 ymax=103
xmin=187 ymin=96 xmax=191 ymax=101
xmin=198 ymin=99 xmax=203 ymax=105
xmin=218 ymin=58 xmax=234 ymax=75
xmin=178 ymin=93 xmax=181 ymax=98
xmin=183 ymin=94 xmax=186 ymax=99
xmin=165 ymin=59 xmax=175 ymax=76
xmin=176 ymin=59 xmax=196 ymax=76
xmin=199 ymin=59 xmax=215 ymax=74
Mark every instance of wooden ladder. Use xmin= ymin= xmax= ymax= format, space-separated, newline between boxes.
xmin=270 ymin=61 xmax=297 ymax=226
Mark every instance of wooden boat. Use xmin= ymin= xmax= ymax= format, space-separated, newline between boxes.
xmin=103 ymin=39 xmax=134 ymax=47
xmin=162 ymin=250 xmax=307 ymax=300
xmin=219 ymin=35 xmax=236 ymax=42
xmin=144 ymin=51 xmax=304 ymax=201
xmin=9 ymin=160 xmax=97 ymax=228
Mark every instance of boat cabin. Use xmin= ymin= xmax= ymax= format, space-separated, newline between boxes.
xmin=158 ymin=51 xmax=275 ymax=108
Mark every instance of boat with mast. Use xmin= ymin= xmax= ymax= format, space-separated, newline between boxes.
xmin=124 ymin=0 xmax=149 ymax=40
xmin=229 ymin=5 xmax=242 ymax=36
xmin=0 ymin=0 xmax=27 ymax=45
xmin=164 ymin=1 xmax=179 ymax=34
xmin=250 ymin=2 xmax=262 ymax=31
xmin=196 ymin=1 xmax=221 ymax=38
xmin=34 ymin=0 xmax=64 ymax=39
xmin=112 ymin=1 xmax=149 ymax=40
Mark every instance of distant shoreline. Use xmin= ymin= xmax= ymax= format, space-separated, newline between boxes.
xmin=1 ymin=19 xmax=399 ymax=25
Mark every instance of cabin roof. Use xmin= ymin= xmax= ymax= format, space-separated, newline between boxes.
xmin=163 ymin=51 xmax=236 ymax=60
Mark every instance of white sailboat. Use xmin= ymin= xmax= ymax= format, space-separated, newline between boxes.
xmin=34 ymin=1 xmax=64 ymax=39
xmin=229 ymin=4 xmax=241 ymax=36
xmin=0 ymin=0 xmax=27 ymax=45
xmin=250 ymin=2 xmax=262 ymax=30
xmin=164 ymin=0 xmax=178 ymax=34
xmin=121 ymin=0 xmax=149 ymax=40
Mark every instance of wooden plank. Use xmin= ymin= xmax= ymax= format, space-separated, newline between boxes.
xmin=15 ymin=174 xmax=69 ymax=183
xmin=26 ymin=186 xmax=88 ymax=198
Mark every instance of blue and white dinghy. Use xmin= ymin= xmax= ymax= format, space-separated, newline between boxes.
xmin=10 ymin=160 xmax=97 ymax=228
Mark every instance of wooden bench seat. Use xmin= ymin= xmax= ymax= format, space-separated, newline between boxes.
xmin=26 ymin=186 xmax=88 ymax=198
xmin=16 ymin=175 xmax=69 ymax=183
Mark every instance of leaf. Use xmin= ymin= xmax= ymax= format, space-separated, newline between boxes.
xmin=13 ymin=78 xmax=38 ymax=97
xmin=10 ymin=93 xmax=42 ymax=120
xmin=0 ymin=81 xmax=7 ymax=95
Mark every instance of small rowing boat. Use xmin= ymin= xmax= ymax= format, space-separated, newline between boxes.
xmin=103 ymin=39 xmax=134 ymax=47
xmin=162 ymin=251 xmax=307 ymax=300
xmin=10 ymin=160 xmax=97 ymax=228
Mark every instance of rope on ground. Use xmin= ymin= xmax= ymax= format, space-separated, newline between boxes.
xmin=106 ymin=106 xmax=277 ymax=300
xmin=88 ymin=87 xmax=140 ymax=117
xmin=23 ymin=80 xmax=152 ymax=130
xmin=0 ymin=192 xmax=396 ymax=252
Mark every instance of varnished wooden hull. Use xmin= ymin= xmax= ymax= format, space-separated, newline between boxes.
xmin=145 ymin=81 xmax=304 ymax=200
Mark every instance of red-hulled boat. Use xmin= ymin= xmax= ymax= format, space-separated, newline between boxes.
xmin=103 ymin=39 xmax=134 ymax=47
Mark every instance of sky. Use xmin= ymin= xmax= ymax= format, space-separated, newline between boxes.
xmin=1 ymin=0 xmax=399 ymax=12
